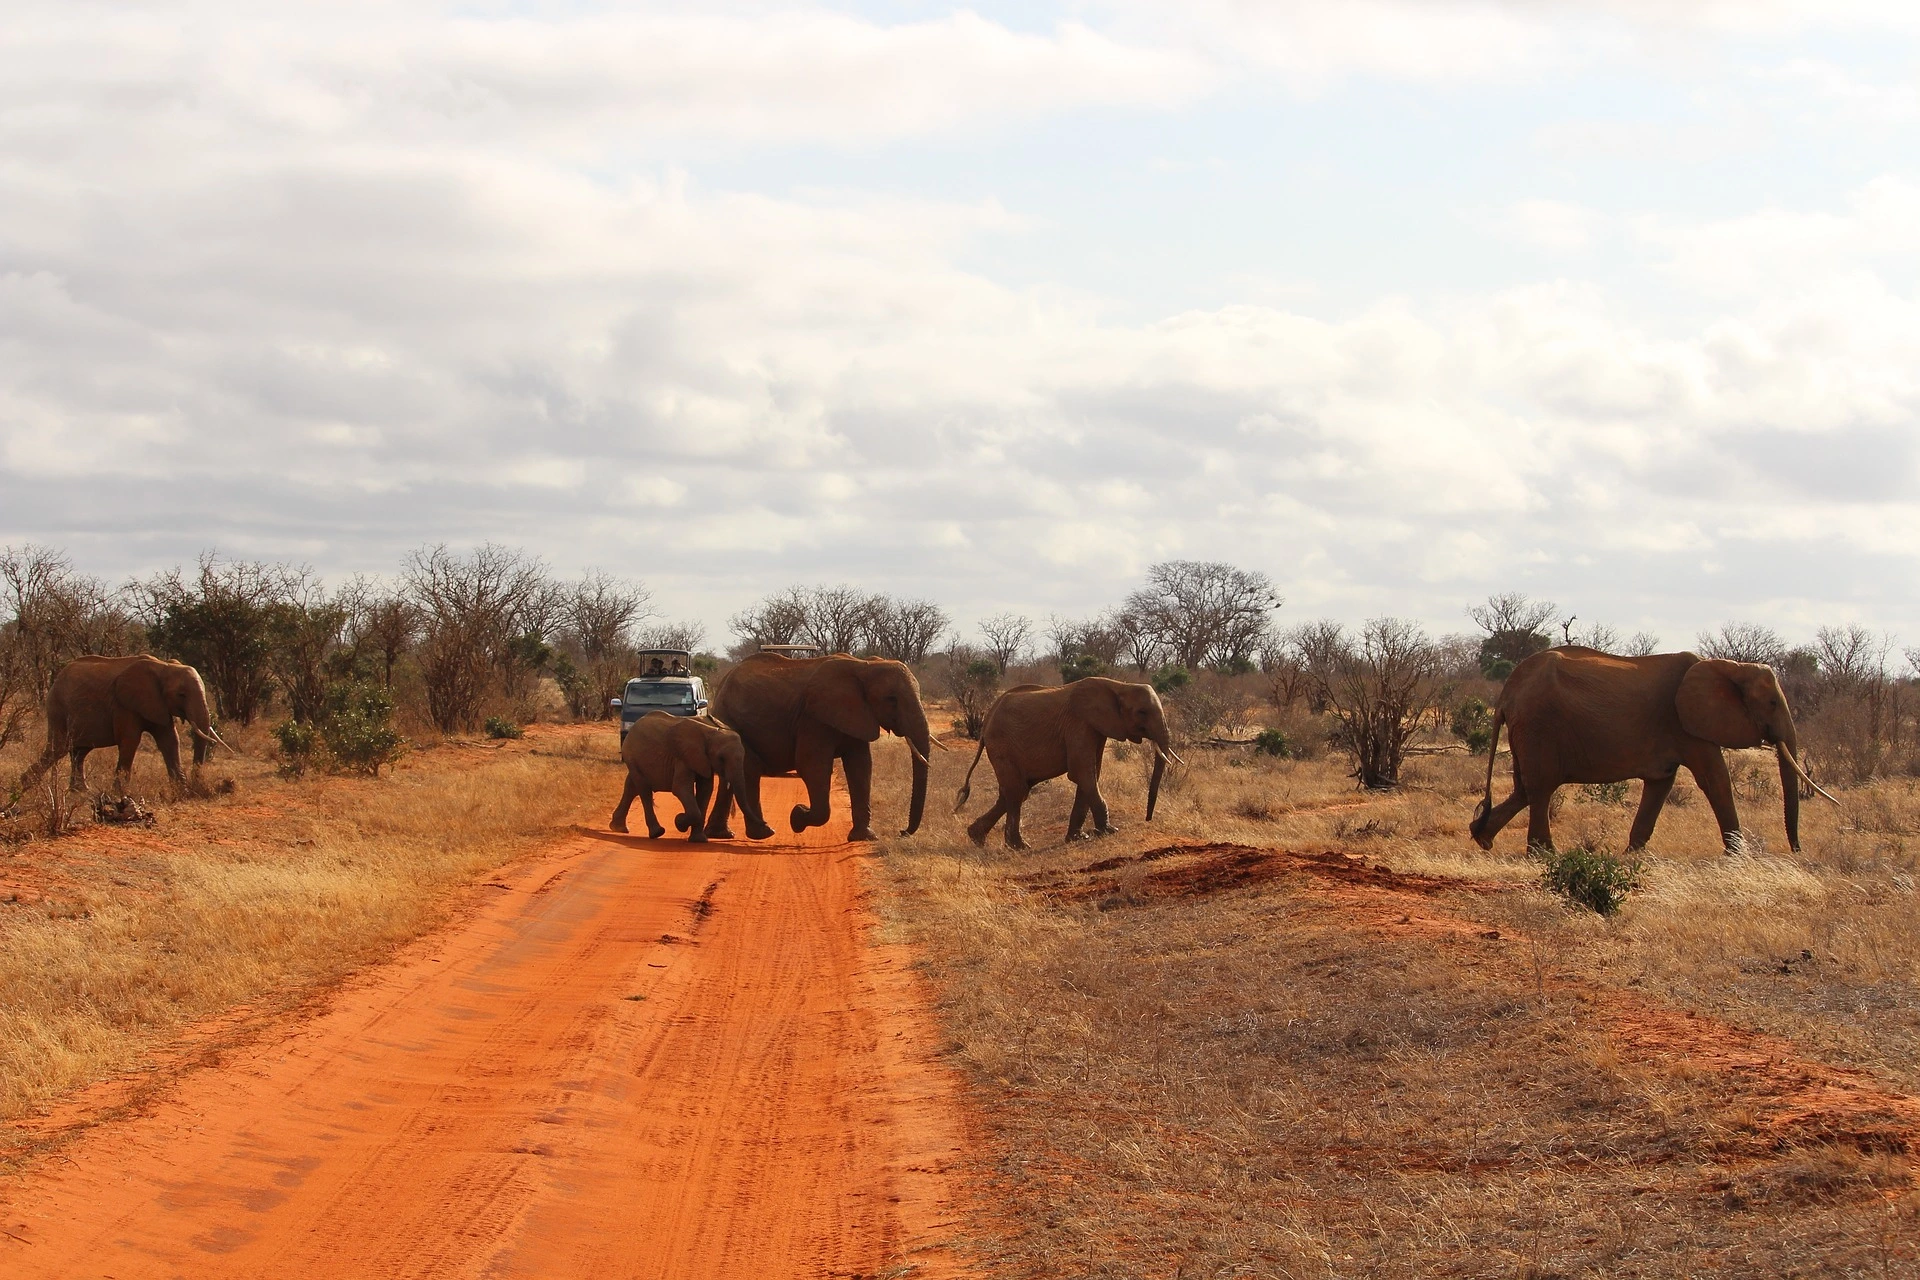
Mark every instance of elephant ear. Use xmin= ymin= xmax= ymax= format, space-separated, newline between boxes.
xmin=1066 ymin=678 xmax=1126 ymax=737
xmin=112 ymin=661 xmax=169 ymax=725
xmin=1676 ymin=659 xmax=1765 ymax=749
xmin=674 ymin=723 xmax=711 ymax=776
xmin=803 ymin=660 xmax=881 ymax=741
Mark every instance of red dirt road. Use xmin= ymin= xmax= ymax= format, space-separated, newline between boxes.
xmin=0 ymin=778 xmax=970 ymax=1279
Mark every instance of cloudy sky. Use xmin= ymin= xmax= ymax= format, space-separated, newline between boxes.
xmin=5 ymin=1 xmax=1920 ymax=648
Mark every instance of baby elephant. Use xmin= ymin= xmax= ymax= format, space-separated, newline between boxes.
xmin=611 ymin=713 xmax=772 ymax=842
xmin=954 ymin=678 xmax=1182 ymax=850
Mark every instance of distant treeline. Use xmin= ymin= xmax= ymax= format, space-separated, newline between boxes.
xmin=2 ymin=546 xmax=1913 ymax=786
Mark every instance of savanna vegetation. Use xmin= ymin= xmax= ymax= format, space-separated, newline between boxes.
xmin=3 ymin=541 xmax=1919 ymax=1271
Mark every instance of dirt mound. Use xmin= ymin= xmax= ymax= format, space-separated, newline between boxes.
xmin=1029 ymin=842 xmax=1496 ymax=908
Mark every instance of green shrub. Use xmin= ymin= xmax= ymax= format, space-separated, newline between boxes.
xmin=1449 ymin=697 xmax=1493 ymax=754
xmin=1152 ymin=664 xmax=1191 ymax=695
xmin=323 ymin=681 xmax=406 ymax=776
xmin=484 ymin=716 xmax=524 ymax=740
xmin=1252 ymin=728 xmax=1291 ymax=758
xmin=1060 ymin=653 xmax=1107 ymax=683
xmin=273 ymin=718 xmax=318 ymax=777
xmin=1580 ymin=780 xmax=1632 ymax=806
xmin=1533 ymin=845 xmax=1644 ymax=917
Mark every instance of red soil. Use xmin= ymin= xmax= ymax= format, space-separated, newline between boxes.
xmin=0 ymin=778 xmax=971 ymax=1279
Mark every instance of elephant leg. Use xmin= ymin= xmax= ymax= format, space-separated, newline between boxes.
xmin=1471 ymin=781 xmax=1530 ymax=850
xmin=638 ymin=790 xmax=667 ymax=841
xmin=1525 ymin=786 xmax=1557 ymax=854
xmin=154 ymin=721 xmax=185 ymax=787
xmin=704 ymin=772 xmax=736 ymax=840
xmin=677 ymin=772 xmax=714 ymax=834
xmin=1065 ymin=791 xmax=1089 ymax=840
xmin=1003 ymin=791 xmax=1030 ymax=852
xmin=113 ymin=727 xmax=143 ymax=795
xmin=790 ymin=737 xmax=838 ymax=835
xmin=610 ymin=770 xmax=640 ymax=833
xmin=673 ymin=770 xmax=708 ymax=844
xmin=966 ymin=790 xmax=1014 ymax=846
xmin=1625 ymin=773 xmax=1676 ymax=852
xmin=67 ymin=747 xmax=90 ymax=794
xmin=1685 ymin=747 xmax=1744 ymax=854
xmin=842 ymin=742 xmax=875 ymax=841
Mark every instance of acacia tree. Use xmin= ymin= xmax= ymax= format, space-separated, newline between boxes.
xmin=977 ymin=613 xmax=1032 ymax=675
xmin=138 ymin=554 xmax=290 ymax=725
xmin=1302 ymin=617 xmax=1445 ymax=789
xmin=266 ymin=571 xmax=350 ymax=724
xmin=1124 ymin=561 xmax=1281 ymax=671
xmin=403 ymin=544 xmax=551 ymax=734
xmin=1467 ymin=591 xmax=1556 ymax=678
xmin=800 ymin=585 xmax=875 ymax=655
xmin=348 ymin=590 xmax=421 ymax=689
xmin=867 ymin=598 xmax=949 ymax=665
xmin=729 ymin=586 xmax=811 ymax=656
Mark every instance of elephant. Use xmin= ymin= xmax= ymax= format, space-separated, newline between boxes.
xmin=954 ymin=677 xmax=1179 ymax=850
xmin=704 ymin=652 xmax=930 ymax=843
xmin=1469 ymin=647 xmax=1835 ymax=856
xmin=610 ymin=712 xmax=768 ymax=842
xmin=15 ymin=654 xmax=228 ymax=797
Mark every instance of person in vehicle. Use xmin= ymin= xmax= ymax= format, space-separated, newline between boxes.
xmin=647 ymin=658 xmax=666 ymax=676
xmin=669 ymin=658 xmax=688 ymax=674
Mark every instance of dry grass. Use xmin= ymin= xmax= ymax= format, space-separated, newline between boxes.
xmin=878 ymin=725 xmax=1920 ymax=1277
xmin=0 ymin=719 xmax=617 ymax=1154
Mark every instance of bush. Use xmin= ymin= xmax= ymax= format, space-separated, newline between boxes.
xmin=322 ymin=681 xmax=406 ymax=776
xmin=273 ymin=718 xmax=318 ymax=777
xmin=1533 ymin=845 xmax=1644 ymax=917
xmin=1449 ymin=696 xmax=1494 ymax=754
xmin=1252 ymin=728 xmax=1291 ymax=758
xmin=1579 ymin=780 xmax=1632 ymax=807
xmin=485 ymin=716 xmax=523 ymax=740
xmin=1060 ymin=653 xmax=1107 ymax=683
xmin=1152 ymin=664 xmax=1191 ymax=695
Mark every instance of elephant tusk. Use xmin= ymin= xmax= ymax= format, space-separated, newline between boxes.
xmin=929 ymin=736 xmax=952 ymax=752
xmin=905 ymin=738 xmax=930 ymax=767
xmin=1158 ymin=745 xmax=1186 ymax=767
xmin=199 ymin=727 xmax=238 ymax=756
xmin=1782 ymin=747 xmax=1841 ymax=806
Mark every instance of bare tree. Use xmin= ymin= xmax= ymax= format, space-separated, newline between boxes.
xmin=1109 ymin=607 xmax=1167 ymax=673
xmin=1259 ymin=627 xmax=1309 ymax=711
xmin=1557 ymin=616 xmax=1621 ymax=652
xmin=0 ymin=546 xmax=136 ymax=744
xmin=403 ymin=544 xmax=551 ymax=734
xmin=562 ymin=570 xmax=653 ymax=717
xmin=1696 ymin=622 xmax=1789 ymax=667
xmin=266 ymin=569 xmax=350 ymax=724
xmin=349 ymin=590 xmax=421 ymax=689
xmin=977 ymin=613 xmax=1032 ymax=675
xmin=801 ymin=585 xmax=877 ymax=655
xmin=1624 ymin=631 xmax=1661 ymax=657
xmin=730 ymin=586 xmax=811 ymax=656
xmin=941 ymin=644 xmax=1000 ymax=739
xmin=867 ymin=597 xmax=949 ymax=665
xmin=1124 ymin=561 xmax=1282 ymax=671
xmin=637 ymin=621 xmax=708 ymax=653
xmin=1302 ymin=618 xmax=1445 ymax=789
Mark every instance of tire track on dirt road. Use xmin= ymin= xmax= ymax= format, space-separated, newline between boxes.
xmin=0 ymin=778 xmax=970 ymax=1279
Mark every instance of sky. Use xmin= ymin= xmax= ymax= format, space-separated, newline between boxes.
xmin=4 ymin=0 xmax=1920 ymax=651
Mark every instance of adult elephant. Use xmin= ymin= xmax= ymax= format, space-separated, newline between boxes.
xmin=705 ymin=652 xmax=930 ymax=842
xmin=15 ymin=655 xmax=228 ymax=795
xmin=1470 ymin=647 xmax=1834 ymax=856
xmin=954 ymin=677 xmax=1179 ymax=850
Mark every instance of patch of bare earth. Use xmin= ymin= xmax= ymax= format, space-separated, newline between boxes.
xmin=880 ymin=742 xmax=1920 ymax=1278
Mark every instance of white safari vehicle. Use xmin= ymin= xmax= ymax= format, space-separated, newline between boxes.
xmin=610 ymin=649 xmax=709 ymax=738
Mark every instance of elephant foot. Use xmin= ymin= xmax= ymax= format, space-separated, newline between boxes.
xmin=745 ymin=819 xmax=775 ymax=841
xmin=1005 ymin=837 xmax=1028 ymax=852
xmin=686 ymin=831 xmax=709 ymax=845
xmin=647 ymin=824 xmax=666 ymax=840
xmin=704 ymin=824 xmax=735 ymax=840
xmin=674 ymin=812 xmax=692 ymax=832
xmin=789 ymin=803 xmax=813 ymax=834
xmin=848 ymin=826 xmax=877 ymax=842
xmin=965 ymin=822 xmax=991 ymax=847
xmin=610 ymin=819 xmax=629 ymax=834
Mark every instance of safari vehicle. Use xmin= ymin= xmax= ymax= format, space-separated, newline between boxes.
xmin=610 ymin=649 xmax=709 ymax=737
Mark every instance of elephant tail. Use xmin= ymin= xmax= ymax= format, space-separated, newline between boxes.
xmin=953 ymin=736 xmax=988 ymax=813
xmin=1473 ymin=708 xmax=1505 ymax=827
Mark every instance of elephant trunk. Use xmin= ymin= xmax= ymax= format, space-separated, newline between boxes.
xmin=901 ymin=698 xmax=931 ymax=836
xmin=1776 ymin=723 xmax=1803 ymax=854
xmin=1145 ymin=725 xmax=1172 ymax=821
xmin=186 ymin=687 xmax=219 ymax=766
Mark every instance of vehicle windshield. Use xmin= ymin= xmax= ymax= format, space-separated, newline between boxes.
xmin=625 ymin=681 xmax=695 ymax=707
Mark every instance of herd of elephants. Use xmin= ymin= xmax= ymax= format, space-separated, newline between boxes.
xmin=17 ymin=643 xmax=1838 ymax=858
